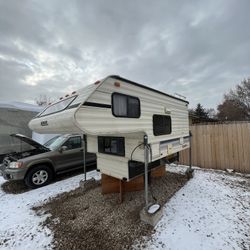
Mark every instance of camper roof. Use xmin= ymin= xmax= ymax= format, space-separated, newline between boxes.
xmin=110 ymin=75 xmax=189 ymax=104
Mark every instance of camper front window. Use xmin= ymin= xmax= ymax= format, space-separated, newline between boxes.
xmin=38 ymin=96 xmax=76 ymax=117
xmin=112 ymin=93 xmax=140 ymax=118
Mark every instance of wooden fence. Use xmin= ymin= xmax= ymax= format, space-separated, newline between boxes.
xmin=179 ymin=122 xmax=250 ymax=173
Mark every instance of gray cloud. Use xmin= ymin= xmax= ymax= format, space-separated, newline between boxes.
xmin=0 ymin=0 xmax=249 ymax=108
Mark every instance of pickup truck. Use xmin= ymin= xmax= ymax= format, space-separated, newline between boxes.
xmin=0 ymin=134 xmax=96 ymax=188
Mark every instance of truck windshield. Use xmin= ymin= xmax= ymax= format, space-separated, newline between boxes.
xmin=47 ymin=136 xmax=67 ymax=151
xmin=43 ymin=135 xmax=61 ymax=148
xmin=38 ymin=96 xmax=76 ymax=117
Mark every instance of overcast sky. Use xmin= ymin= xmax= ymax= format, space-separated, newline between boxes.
xmin=0 ymin=0 xmax=249 ymax=108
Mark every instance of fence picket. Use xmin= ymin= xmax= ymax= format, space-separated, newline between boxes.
xmin=179 ymin=122 xmax=250 ymax=173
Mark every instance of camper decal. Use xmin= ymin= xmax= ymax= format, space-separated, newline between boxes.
xmin=41 ymin=121 xmax=48 ymax=126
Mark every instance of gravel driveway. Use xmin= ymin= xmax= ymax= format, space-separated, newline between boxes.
xmin=36 ymin=172 xmax=188 ymax=250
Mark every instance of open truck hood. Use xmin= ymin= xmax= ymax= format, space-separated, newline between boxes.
xmin=10 ymin=133 xmax=49 ymax=151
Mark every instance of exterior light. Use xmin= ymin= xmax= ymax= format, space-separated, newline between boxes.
xmin=94 ymin=80 xmax=101 ymax=85
xmin=114 ymin=81 xmax=120 ymax=87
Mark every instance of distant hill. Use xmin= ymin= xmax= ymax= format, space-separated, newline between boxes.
xmin=0 ymin=101 xmax=43 ymax=112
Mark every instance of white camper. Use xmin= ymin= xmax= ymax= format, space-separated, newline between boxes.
xmin=29 ymin=75 xmax=190 ymax=181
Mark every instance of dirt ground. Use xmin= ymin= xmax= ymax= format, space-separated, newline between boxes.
xmin=35 ymin=172 xmax=188 ymax=250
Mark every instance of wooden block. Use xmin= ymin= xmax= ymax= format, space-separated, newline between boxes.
xmin=123 ymin=175 xmax=144 ymax=192
xmin=101 ymin=174 xmax=120 ymax=194
xmin=101 ymin=174 xmax=144 ymax=194
xmin=151 ymin=165 xmax=166 ymax=177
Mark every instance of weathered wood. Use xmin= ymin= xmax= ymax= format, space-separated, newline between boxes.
xmin=151 ymin=165 xmax=166 ymax=177
xmin=179 ymin=122 xmax=250 ymax=173
xmin=101 ymin=174 xmax=144 ymax=194
xmin=101 ymin=165 xmax=166 ymax=194
xmin=119 ymin=180 xmax=123 ymax=203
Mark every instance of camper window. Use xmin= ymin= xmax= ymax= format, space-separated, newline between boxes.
xmin=38 ymin=96 xmax=76 ymax=117
xmin=153 ymin=115 xmax=172 ymax=136
xmin=98 ymin=136 xmax=125 ymax=156
xmin=112 ymin=93 xmax=140 ymax=118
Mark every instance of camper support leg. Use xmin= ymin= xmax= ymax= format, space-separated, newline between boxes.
xmin=189 ymin=132 xmax=192 ymax=170
xmin=186 ymin=131 xmax=194 ymax=179
xmin=144 ymin=135 xmax=149 ymax=208
xmin=83 ymin=135 xmax=86 ymax=181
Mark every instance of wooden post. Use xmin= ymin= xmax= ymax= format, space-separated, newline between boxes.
xmin=119 ymin=180 xmax=123 ymax=203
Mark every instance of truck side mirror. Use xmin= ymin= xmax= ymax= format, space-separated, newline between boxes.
xmin=59 ymin=146 xmax=68 ymax=153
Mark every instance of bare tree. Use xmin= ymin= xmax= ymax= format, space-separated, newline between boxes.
xmin=217 ymin=78 xmax=250 ymax=121
xmin=206 ymin=108 xmax=217 ymax=119
xmin=35 ymin=95 xmax=53 ymax=106
xmin=217 ymin=99 xmax=247 ymax=121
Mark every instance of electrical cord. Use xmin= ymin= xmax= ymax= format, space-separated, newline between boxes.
xmin=130 ymin=142 xmax=157 ymax=202
xmin=130 ymin=142 xmax=144 ymax=161
xmin=149 ymin=182 xmax=157 ymax=202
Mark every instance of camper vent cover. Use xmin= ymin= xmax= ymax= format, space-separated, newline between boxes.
xmin=164 ymin=107 xmax=171 ymax=114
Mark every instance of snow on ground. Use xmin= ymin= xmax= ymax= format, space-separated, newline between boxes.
xmin=0 ymin=167 xmax=249 ymax=250
xmin=0 ymin=171 xmax=100 ymax=250
xmin=135 ymin=165 xmax=250 ymax=250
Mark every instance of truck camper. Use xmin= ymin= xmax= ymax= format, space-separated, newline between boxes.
xmin=29 ymin=75 xmax=190 ymax=181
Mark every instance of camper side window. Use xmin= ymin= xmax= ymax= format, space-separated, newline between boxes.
xmin=98 ymin=136 xmax=125 ymax=156
xmin=153 ymin=115 xmax=172 ymax=136
xmin=112 ymin=93 xmax=140 ymax=118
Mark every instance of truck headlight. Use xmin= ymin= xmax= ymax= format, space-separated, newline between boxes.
xmin=9 ymin=162 xmax=23 ymax=169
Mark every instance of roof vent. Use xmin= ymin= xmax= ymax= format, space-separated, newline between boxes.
xmin=174 ymin=93 xmax=187 ymax=100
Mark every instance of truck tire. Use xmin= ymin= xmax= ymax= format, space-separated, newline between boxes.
xmin=24 ymin=165 xmax=54 ymax=188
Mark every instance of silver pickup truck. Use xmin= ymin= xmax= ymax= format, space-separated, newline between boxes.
xmin=0 ymin=134 xmax=96 ymax=188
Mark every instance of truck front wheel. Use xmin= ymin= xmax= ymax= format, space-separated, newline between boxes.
xmin=25 ymin=165 xmax=54 ymax=188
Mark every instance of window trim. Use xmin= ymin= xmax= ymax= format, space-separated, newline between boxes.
xmin=111 ymin=92 xmax=141 ymax=118
xmin=153 ymin=114 xmax=172 ymax=136
xmin=98 ymin=136 xmax=125 ymax=156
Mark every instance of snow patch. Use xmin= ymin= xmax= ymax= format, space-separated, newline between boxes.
xmin=148 ymin=204 xmax=161 ymax=214
xmin=0 ymin=171 xmax=100 ymax=249
xmin=134 ymin=169 xmax=250 ymax=250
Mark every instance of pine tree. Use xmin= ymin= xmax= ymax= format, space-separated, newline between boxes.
xmin=194 ymin=103 xmax=208 ymax=119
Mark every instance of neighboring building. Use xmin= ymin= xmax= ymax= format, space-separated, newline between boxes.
xmin=189 ymin=113 xmax=218 ymax=125
xmin=0 ymin=101 xmax=42 ymax=161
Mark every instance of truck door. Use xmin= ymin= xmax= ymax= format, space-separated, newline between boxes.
xmin=55 ymin=136 xmax=83 ymax=171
